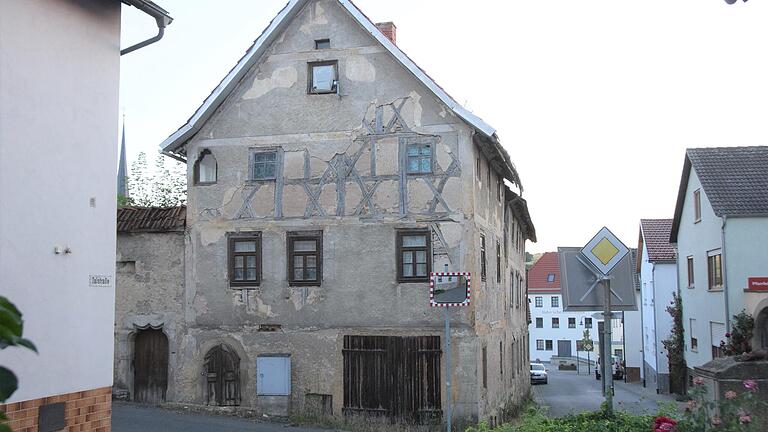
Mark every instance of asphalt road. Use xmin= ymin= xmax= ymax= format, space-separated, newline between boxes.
xmin=112 ymin=402 xmax=326 ymax=432
xmin=532 ymin=366 xmax=679 ymax=417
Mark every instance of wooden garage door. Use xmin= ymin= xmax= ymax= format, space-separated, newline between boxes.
xmin=343 ymin=335 xmax=441 ymax=423
xmin=133 ymin=329 xmax=168 ymax=404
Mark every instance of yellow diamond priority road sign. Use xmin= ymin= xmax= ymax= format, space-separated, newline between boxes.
xmin=581 ymin=227 xmax=629 ymax=275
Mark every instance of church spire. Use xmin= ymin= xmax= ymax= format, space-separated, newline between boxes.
xmin=117 ymin=116 xmax=128 ymax=198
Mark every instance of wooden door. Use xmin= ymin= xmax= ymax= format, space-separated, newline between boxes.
xmin=204 ymin=344 xmax=241 ymax=406
xmin=343 ymin=335 xmax=441 ymax=424
xmin=133 ymin=329 xmax=168 ymax=404
xmin=557 ymin=340 xmax=571 ymax=357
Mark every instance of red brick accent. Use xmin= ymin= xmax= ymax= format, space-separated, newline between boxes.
xmin=1 ymin=387 xmax=111 ymax=432
xmin=375 ymin=22 xmax=396 ymax=44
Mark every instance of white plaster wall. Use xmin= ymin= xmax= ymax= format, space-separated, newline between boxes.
xmin=527 ymin=294 xmax=603 ymax=363
xmin=653 ymin=263 xmax=677 ymax=375
xmin=0 ymin=0 xmax=120 ymax=402
xmin=675 ymin=168 xmax=726 ymax=369
xmin=723 ymin=217 xmax=768 ymax=321
xmin=640 ymin=242 xmax=658 ymax=372
xmin=623 ymin=292 xmax=643 ymax=374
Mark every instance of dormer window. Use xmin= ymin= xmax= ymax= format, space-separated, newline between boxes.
xmin=315 ymin=39 xmax=330 ymax=49
xmin=308 ymin=61 xmax=337 ymax=94
xmin=194 ymin=149 xmax=217 ymax=185
xmin=547 ymin=273 xmax=555 ymax=283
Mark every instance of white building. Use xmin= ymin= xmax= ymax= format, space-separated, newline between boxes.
xmin=621 ymin=249 xmax=643 ymax=383
xmin=670 ymin=147 xmax=768 ymax=374
xmin=637 ymin=219 xmax=678 ymax=394
xmin=527 ymin=252 xmax=623 ymax=367
xmin=0 ymin=0 xmax=170 ymax=429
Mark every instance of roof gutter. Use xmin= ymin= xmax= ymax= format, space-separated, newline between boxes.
xmin=121 ymin=0 xmax=173 ymax=56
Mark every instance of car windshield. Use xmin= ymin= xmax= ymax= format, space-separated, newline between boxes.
xmin=531 ymin=364 xmax=545 ymax=371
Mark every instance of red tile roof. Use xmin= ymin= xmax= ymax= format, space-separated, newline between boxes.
xmin=527 ymin=252 xmax=560 ymax=293
xmin=117 ymin=206 xmax=186 ymax=232
xmin=640 ymin=219 xmax=675 ymax=263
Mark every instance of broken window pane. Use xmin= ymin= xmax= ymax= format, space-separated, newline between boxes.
xmin=311 ymin=63 xmax=336 ymax=93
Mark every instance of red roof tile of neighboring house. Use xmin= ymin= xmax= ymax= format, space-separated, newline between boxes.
xmin=117 ymin=206 xmax=186 ymax=232
xmin=527 ymin=252 xmax=560 ymax=293
xmin=639 ymin=219 xmax=675 ymax=263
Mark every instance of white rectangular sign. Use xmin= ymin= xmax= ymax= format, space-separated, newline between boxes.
xmin=88 ymin=274 xmax=112 ymax=287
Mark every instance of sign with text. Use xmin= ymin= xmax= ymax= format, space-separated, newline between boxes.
xmin=748 ymin=277 xmax=768 ymax=291
xmin=429 ymin=272 xmax=470 ymax=307
xmin=89 ymin=274 xmax=112 ymax=287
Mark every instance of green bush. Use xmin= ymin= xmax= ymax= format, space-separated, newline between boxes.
xmin=465 ymin=405 xmax=656 ymax=432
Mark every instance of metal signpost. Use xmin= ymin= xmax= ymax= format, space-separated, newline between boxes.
xmin=577 ymin=227 xmax=629 ymax=416
xmin=430 ymin=272 xmax=470 ymax=432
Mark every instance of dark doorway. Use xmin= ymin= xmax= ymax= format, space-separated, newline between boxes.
xmin=557 ymin=340 xmax=572 ymax=357
xmin=204 ymin=344 xmax=241 ymax=406
xmin=342 ymin=335 xmax=441 ymax=424
xmin=133 ymin=328 xmax=168 ymax=404
xmin=758 ymin=308 xmax=768 ymax=350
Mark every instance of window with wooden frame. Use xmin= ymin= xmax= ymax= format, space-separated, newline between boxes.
xmin=194 ymin=149 xmax=217 ymax=185
xmin=536 ymin=340 xmax=544 ymax=350
xmin=406 ymin=142 xmax=432 ymax=174
xmin=535 ymin=296 xmax=542 ymax=308
xmin=396 ymin=230 xmax=431 ymax=282
xmin=568 ymin=317 xmax=576 ymax=328
xmin=551 ymin=296 xmax=559 ymax=308
xmin=535 ymin=317 xmax=543 ymax=328
xmin=585 ymin=317 xmax=592 ymax=328
xmin=287 ymin=231 xmax=322 ymax=286
xmin=308 ymin=61 xmax=338 ymax=94
xmin=250 ymin=150 xmax=277 ymax=180
xmin=690 ymin=318 xmax=698 ymax=352
xmin=496 ymin=241 xmax=502 ymax=283
xmin=480 ymin=235 xmax=487 ymax=281
xmin=314 ymin=38 xmax=330 ymax=49
xmin=687 ymin=256 xmax=695 ymax=288
xmin=552 ymin=317 xmax=559 ymax=328
xmin=545 ymin=340 xmax=553 ymax=351
xmin=707 ymin=252 xmax=723 ymax=291
xmin=693 ymin=189 xmax=701 ymax=222
xmin=228 ymin=233 xmax=261 ymax=287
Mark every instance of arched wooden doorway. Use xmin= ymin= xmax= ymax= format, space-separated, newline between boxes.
xmin=133 ymin=328 xmax=168 ymax=404
xmin=204 ymin=344 xmax=241 ymax=406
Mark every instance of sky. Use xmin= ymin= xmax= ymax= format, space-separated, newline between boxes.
xmin=119 ymin=0 xmax=768 ymax=254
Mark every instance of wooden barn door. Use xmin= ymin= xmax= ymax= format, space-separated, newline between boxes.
xmin=204 ymin=344 xmax=241 ymax=406
xmin=343 ymin=335 xmax=441 ymax=423
xmin=133 ymin=329 xmax=168 ymax=404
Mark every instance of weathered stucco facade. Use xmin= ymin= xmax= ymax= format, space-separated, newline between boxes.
xmin=115 ymin=0 xmax=535 ymax=425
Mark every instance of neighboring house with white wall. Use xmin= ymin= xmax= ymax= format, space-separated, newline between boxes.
xmin=527 ymin=252 xmax=622 ymax=366
xmin=670 ymin=147 xmax=768 ymax=376
xmin=621 ymin=249 xmax=643 ymax=383
xmin=0 ymin=1 xmax=171 ymax=430
xmin=637 ymin=219 xmax=677 ymax=394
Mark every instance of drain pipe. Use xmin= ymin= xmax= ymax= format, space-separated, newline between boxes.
xmin=721 ymin=216 xmax=730 ymax=332
xmin=121 ymin=0 xmax=173 ymax=56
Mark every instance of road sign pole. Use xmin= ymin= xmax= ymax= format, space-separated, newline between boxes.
xmin=444 ymin=306 xmax=452 ymax=432
xmin=603 ymin=278 xmax=614 ymax=416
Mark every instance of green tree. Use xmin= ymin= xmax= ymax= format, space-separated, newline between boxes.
xmin=662 ymin=292 xmax=687 ymax=396
xmin=123 ymin=152 xmax=186 ymax=207
xmin=0 ymin=297 xmax=37 ymax=432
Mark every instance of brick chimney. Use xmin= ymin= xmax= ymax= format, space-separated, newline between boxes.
xmin=375 ymin=22 xmax=397 ymax=45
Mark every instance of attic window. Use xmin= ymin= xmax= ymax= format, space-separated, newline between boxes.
xmin=194 ymin=150 xmax=217 ymax=185
xmin=315 ymin=39 xmax=330 ymax=49
xmin=547 ymin=274 xmax=555 ymax=283
xmin=308 ymin=61 xmax=338 ymax=94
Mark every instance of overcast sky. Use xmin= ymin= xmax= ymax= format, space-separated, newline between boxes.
xmin=119 ymin=0 xmax=768 ymax=253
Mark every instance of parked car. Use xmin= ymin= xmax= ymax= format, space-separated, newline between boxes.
xmin=594 ymin=356 xmax=624 ymax=380
xmin=530 ymin=362 xmax=548 ymax=384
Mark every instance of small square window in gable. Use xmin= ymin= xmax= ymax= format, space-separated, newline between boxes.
xmin=406 ymin=143 xmax=432 ymax=174
xmin=250 ymin=151 xmax=277 ymax=180
xmin=315 ymin=39 xmax=331 ymax=50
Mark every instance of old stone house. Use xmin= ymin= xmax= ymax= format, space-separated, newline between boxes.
xmin=115 ymin=0 xmax=536 ymax=425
